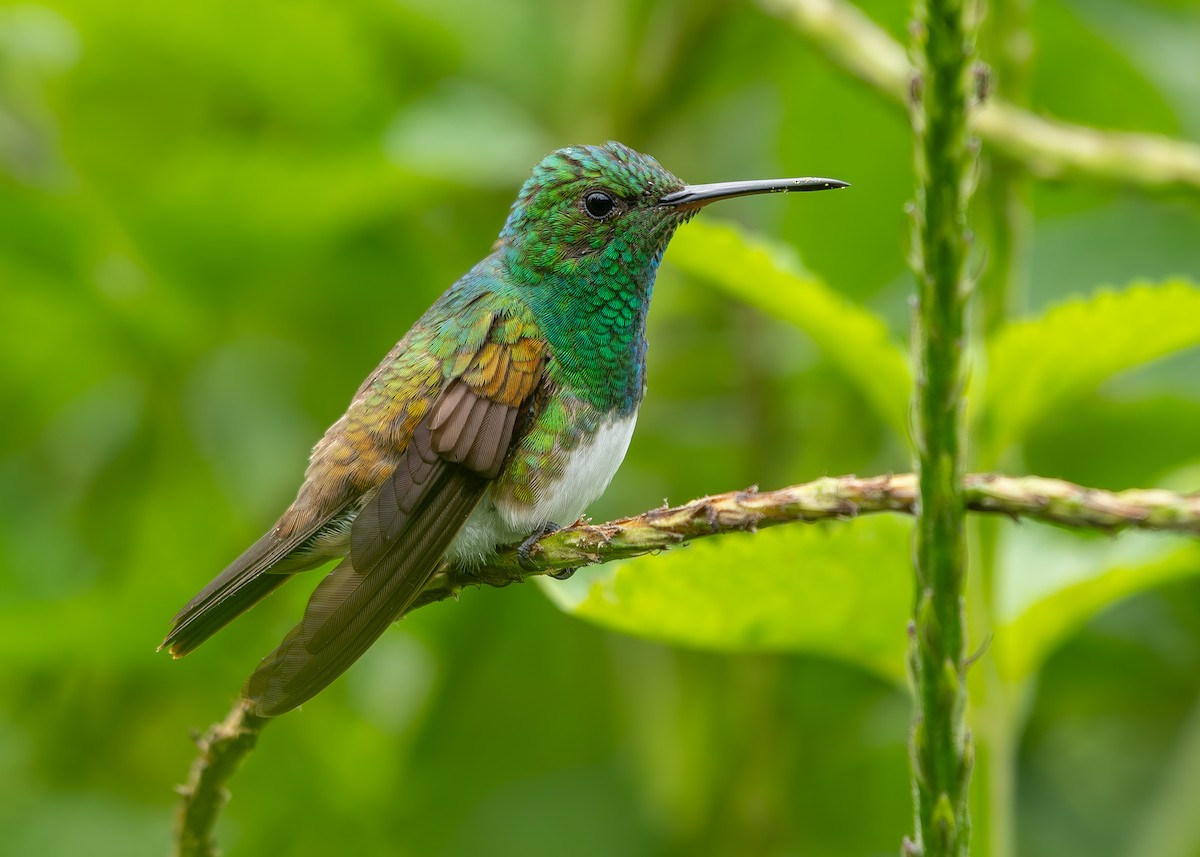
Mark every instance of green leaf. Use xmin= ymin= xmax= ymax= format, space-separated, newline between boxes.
xmin=664 ymin=221 xmax=911 ymax=438
xmin=980 ymin=279 xmax=1200 ymax=460
xmin=995 ymin=527 xmax=1200 ymax=683
xmin=541 ymin=516 xmax=913 ymax=683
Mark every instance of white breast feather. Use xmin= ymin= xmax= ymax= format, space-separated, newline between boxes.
xmin=448 ymin=413 xmax=638 ymax=563
xmin=507 ymin=414 xmax=637 ymax=529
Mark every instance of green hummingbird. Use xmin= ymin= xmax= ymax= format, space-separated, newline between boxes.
xmin=162 ymin=141 xmax=847 ymax=716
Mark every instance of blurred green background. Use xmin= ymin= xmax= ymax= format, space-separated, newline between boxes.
xmin=2 ymin=0 xmax=1199 ymax=855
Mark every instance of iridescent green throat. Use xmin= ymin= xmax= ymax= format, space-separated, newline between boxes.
xmin=498 ymin=227 xmax=674 ymax=416
xmin=491 ymin=141 xmax=687 ymax=415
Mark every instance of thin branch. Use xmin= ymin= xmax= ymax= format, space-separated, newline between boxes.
xmin=759 ymin=0 xmax=1200 ymax=194
xmin=172 ymin=473 xmax=1200 ymax=855
xmin=173 ymin=702 xmax=268 ymax=857
xmin=417 ymin=474 xmax=1200 ymax=595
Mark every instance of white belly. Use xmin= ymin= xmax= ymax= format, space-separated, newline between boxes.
xmin=448 ymin=413 xmax=638 ymax=564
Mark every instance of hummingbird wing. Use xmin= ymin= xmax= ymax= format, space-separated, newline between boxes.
xmin=162 ymin=296 xmax=525 ymax=658
xmin=242 ymin=309 xmax=546 ymax=716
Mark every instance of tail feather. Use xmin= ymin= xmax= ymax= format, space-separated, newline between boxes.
xmin=162 ymin=509 xmax=350 ymax=657
xmin=243 ymin=468 xmax=485 ymax=716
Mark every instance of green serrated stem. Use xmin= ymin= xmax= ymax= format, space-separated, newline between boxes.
xmin=908 ymin=0 xmax=977 ymax=852
xmin=758 ymin=0 xmax=1200 ymax=194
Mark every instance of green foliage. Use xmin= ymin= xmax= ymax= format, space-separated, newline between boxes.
xmin=666 ymin=222 xmax=911 ymax=436
xmin=998 ymin=537 xmax=1200 ymax=683
xmin=980 ymin=279 xmax=1200 ymax=461
xmin=1 ymin=1 xmax=1199 ymax=856
xmin=543 ymin=517 xmax=912 ymax=681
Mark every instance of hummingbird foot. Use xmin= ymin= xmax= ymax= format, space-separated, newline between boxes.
xmin=516 ymin=521 xmax=577 ymax=580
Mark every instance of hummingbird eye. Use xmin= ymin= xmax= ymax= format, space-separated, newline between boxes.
xmin=582 ymin=190 xmax=617 ymax=221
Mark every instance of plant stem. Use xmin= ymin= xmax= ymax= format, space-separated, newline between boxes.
xmin=906 ymin=0 xmax=977 ymax=852
xmin=976 ymin=0 xmax=1032 ymax=337
xmin=974 ymin=1 xmax=1032 ymax=854
xmin=431 ymin=473 xmax=1200 ymax=590
xmin=758 ymin=0 xmax=1200 ymax=194
xmin=174 ymin=702 xmax=268 ymax=857
xmin=967 ymin=519 xmax=1019 ymax=857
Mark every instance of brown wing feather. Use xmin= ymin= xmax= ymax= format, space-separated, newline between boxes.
xmin=241 ymin=310 xmax=545 ymax=716
xmin=243 ymin=425 xmax=486 ymax=716
xmin=161 ymin=499 xmax=355 ymax=657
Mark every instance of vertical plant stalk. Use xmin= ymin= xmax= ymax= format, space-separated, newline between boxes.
xmin=972 ymin=4 xmax=1032 ymax=857
xmin=907 ymin=0 xmax=978 ymax=854
xmin=978 ymin=0 xmax=1032 ymax=337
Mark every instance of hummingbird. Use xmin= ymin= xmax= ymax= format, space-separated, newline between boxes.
xmin=162 ymin=141 xmax=847 ymax=716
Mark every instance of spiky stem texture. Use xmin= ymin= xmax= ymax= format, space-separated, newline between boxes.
xmin=905 ymin=0 xmax=977 ymax=852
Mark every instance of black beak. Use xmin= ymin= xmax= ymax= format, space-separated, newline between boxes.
xmin=658 ymin=177 xmax=850 ymax=210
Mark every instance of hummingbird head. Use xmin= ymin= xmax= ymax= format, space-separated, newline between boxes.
xmin=494 ymin=141 xmax=847 ymax=412
xmin=497 ymin=141 xmax=848 ymax=286
xmin=497 ymin=141 xmax=688 ymax=282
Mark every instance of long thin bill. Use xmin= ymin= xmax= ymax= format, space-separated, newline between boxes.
xmin=658 ymin=177 xmax=850 ymax=209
